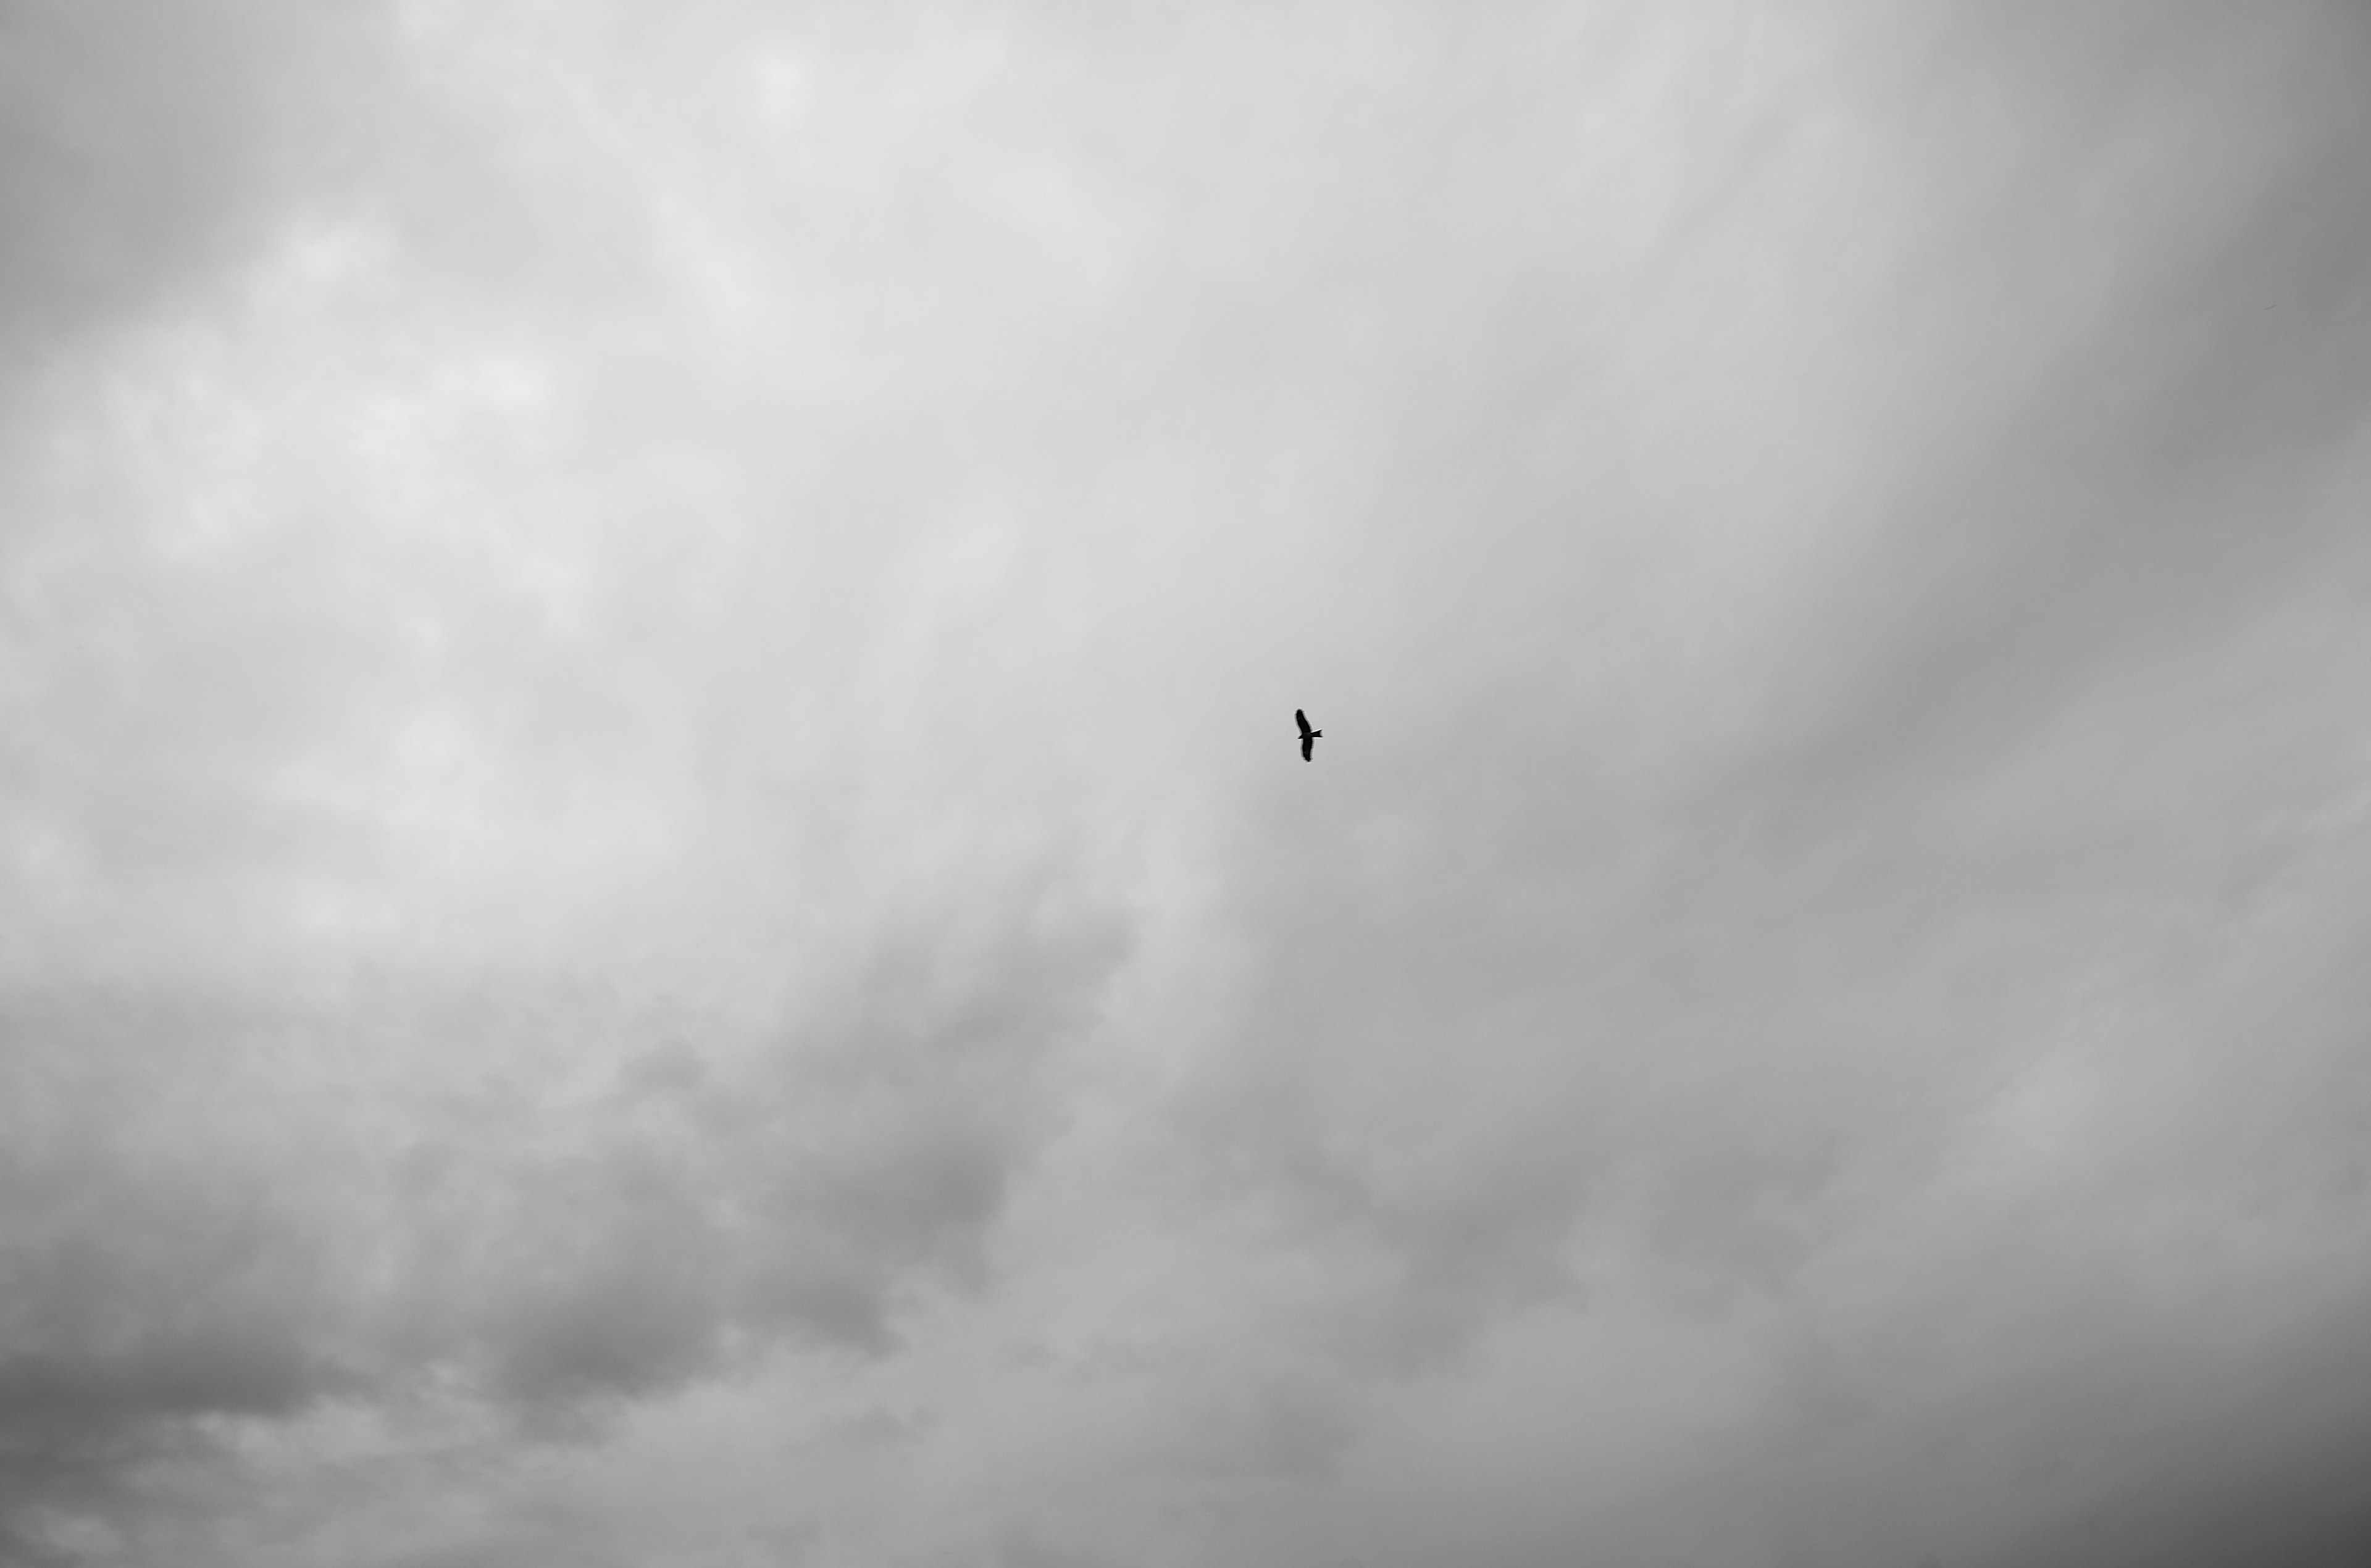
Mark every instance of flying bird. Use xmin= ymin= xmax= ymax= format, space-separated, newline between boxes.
xmin=1296 ymin=708 xmax=1322 ymax=762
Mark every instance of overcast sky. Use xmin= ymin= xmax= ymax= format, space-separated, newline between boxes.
xmin=4 ymin=3 xmax=2371 ymax=1565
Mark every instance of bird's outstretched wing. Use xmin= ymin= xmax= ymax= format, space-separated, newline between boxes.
xmin=1301 ymin=735 xmax=1313 ymax=761
xmin=1295 ymin=709 xmax=1313 ymax=740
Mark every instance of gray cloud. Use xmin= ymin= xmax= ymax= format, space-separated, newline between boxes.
xmin=0 ymin=876 xmax=1127 ymax=1554
xmin=3 ymin=2 xmax=2370 ymax=1566
xmin=0 ymin=0 xmax=262 ymax=357
xmin=0 ymin=2 xmax=396 ymax=385
xmin=0 ymin=991 xmax=354 ymax=1564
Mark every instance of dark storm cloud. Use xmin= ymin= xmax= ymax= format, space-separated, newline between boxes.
xmin=451 ymin=890 xmax=1131 ymax=1419
xmin=0 ymin=990 xmax=358 ymax=1564
xmin=1981 ymin=1307 xmax=2371 ymax=1568
xmin=0 ymin=878 xmax=1127 ymax=1553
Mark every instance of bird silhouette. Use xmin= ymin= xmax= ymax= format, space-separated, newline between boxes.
xmin=1296 ymin=709 xmax=1322 ymax=762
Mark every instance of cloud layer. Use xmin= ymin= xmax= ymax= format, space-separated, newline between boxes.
xmin=3 ymin=2 xmax=2370 ymax=1564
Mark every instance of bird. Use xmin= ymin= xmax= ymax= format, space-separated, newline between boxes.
xmin=1295 ymin=708 xmax=1322 ymax=761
